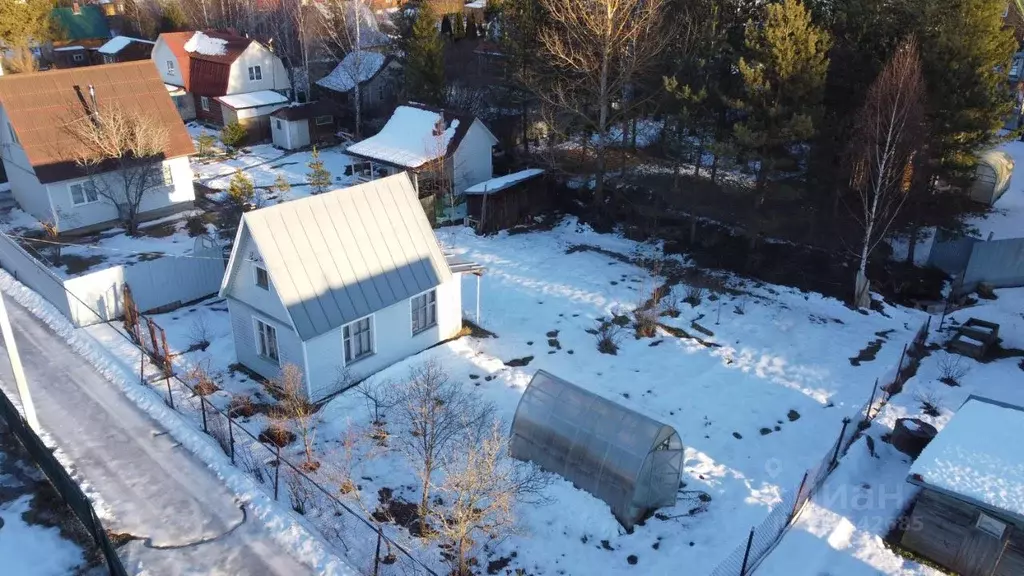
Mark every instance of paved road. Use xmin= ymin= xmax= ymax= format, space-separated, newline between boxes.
xmin=0 ymin=296 xmax=314 ymax=576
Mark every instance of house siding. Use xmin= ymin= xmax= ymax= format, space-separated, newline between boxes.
xmin=195 ymin=94 xmax=224 ymax=125
xmin=272 ymin=117 xmax=310 ymax=150
xmin=0 ymin=105 xmax=52 ymax=222
xmin=152 ymin=39 xmax=184 ymax=87
xmin=46 ymin=156 xmax=195 ymax=232
xmin=223 ymin=228 xmax=294 ymax=326
xmin=225 ymin=43 xmax=290 ymax=95
xmin=304 ymin=273 xmax=463 ymax=401
xmin=453 ymin=120 xmax=494 ymax=194
xmin=227 ymin=296 xmax=304 ymax=383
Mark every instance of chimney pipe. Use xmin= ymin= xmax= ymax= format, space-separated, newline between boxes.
xmin=88 ymin=84 xmax=97 ymax=114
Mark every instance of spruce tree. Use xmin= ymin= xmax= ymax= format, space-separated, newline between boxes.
xmin=734 ymin=0 xmax=831 ymax=204
xmin=453 ymin=12 xmax=466 ymax=39
xmin=272 ymin=174 xmax=292 ymax=200
xmin=406 ymin=4 xmax=446 ymax=105
xmin=227 ymin=170 xmax=255 ymax=208
xmin=306 ymin=147 xmax=333 ymax=195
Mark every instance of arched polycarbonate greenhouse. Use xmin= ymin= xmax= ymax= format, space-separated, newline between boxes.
xmin=509 ymin=370 xmax=684 ymax=529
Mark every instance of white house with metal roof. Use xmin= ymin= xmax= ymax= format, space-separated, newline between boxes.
xmin=218 ymin=173 xmax=470 ymax=401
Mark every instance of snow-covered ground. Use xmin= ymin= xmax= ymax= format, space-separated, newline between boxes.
xmin=85 ymin=217 xmax=932 ymax=574
xmin=760 ymin=287 xmax=1024 ymax=575
xmin=189 ymin=123 xmax=359 ymax=200
xmin=0 ymin=440 xmax=89 ymax=576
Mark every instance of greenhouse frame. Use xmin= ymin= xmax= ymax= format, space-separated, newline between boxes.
xmin=509 ymin=370 xmax=684 ymax=529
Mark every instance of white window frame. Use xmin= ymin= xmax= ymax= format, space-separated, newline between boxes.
xmin=200 ymin=96 xmax=210 ymax=111
xmin=976 ymin=513 xmax=1007 ymax=539
xmin=72 ymin=53 xmax=84 ymax=62
xmin=68 ymin=181 xmax=99 ymax=206
xmin=248 ymin=65 xmax=263 ymax=81
xmin=161 ymin=164 xmax=174 ymax=187
xmin=410 ymin=289 xmax=437 ymax=335
xmin=253 ymin=317 xmax=280 ymax=363
xmin=314 ymin=115 xmax=332 ymax=126
xmin=274 ymin=118 xmax=283 ymax=130
xmin=342 ymin=315 xmax=375 ymax=364
xmin=166 ymin=59 xmax=176 ymax=75
xmin=254 ymin=264 xmax=270 ymax=290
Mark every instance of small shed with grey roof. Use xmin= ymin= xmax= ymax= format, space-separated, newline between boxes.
xmin=219 ymin=173 xmax=477 ymax=400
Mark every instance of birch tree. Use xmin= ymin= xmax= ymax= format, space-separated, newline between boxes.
xmin=847 ymin=38 xmax=925 ymax=308
xmin=62 ymin=103 xmax=170 ymax=236
xmin=317 ymin=0 xmax=373 ymax=137
xmin=526 ymin=0 xmax=673 ymax=208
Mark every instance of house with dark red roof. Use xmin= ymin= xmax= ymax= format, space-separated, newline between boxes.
xmin=0 ymin=61 xmax=196 ymax=234
xmin=152 ymin=31 xmax=290 ymax=132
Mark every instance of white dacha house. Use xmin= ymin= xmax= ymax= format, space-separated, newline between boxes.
xmin=219 ymin=173 xmax=481 ymax=401
xmin=345 ymin=104 xmax=497 ymax=196
xmin=0 ymin=61 xmax=196 ymax=234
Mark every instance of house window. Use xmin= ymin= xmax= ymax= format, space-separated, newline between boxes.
xmin=161 ymin=164 xmax=174 ymax=186
xmin=248 ymin=65 xmax=263 ymax=81
xmin=200 ymin=96 xmax=210 ymax=111
xmin=314 ymin=115 xmax=332 ymax=126
xmin=275 ymin=119 xmax=283 ymax=130
xmin=254 ymin=265 xmax=269 ymax=290
xmin=411 ymin=289 xmax=437 ymax=334
xmin=69 ymin=181 xmax=98 ymax=206
xmin=254 ymin=318 xmax=279 ymax=363
xmin=166 ymin=60 xmax=176 ymax=75
xmin=72 ymin=53 xmax=84 ymax=62
xmin=976 ymin=513 xmax=1007 ymax=538
xmin=343 ymin=316 xmax=373 ymax=363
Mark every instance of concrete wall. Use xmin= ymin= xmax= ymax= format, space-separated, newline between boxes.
xmin=453 ymin=120 xmax=495 ymax=194
xmin=46 ymin=156 xmax=195 ymax=232
xmin=225 ymin=43 xmax=289 ymax=96
xmin=303 ymin=273 xmax=463 ymax=401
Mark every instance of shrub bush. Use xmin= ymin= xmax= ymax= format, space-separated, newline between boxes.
xmin=220 ymin=121 xmax=247 ymax=149
xmin=594 ymin=320 xmax=623 ymax=355
xmin=197 ymin=132 xmax=217 ymax=156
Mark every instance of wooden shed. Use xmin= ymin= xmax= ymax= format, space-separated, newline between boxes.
xmin=970 ymin=150 xmax=1014 ymax=205
xmin=901 ymin=396 xmax=1024 ymax=576
xmin=465 ymin=169 xmax=546 ymax=233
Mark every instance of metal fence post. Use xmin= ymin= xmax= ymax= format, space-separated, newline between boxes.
xmin=165 ymin=376 xmax=174 ymax=409
xmin=274 ymin=444 xmax=281 ymax=501
xmin=831 ymin=419 xmax=850 ymax=468
xmin=139 ymin=346 xmax=145 ymax=385
xmin=200 ymin=394 xmax=208 ymax=433
xmin=790 ymin=472 xmax=809 ymax=523
xmin=867 ymin=379 xmax=879 ymax=418
xmin=374 ymin=526 xmax=383 ymax=576
xmin=228 ymin=417 xmax=235 ymax=465
xmin=739 ymin=527 xmax=755 ymax=575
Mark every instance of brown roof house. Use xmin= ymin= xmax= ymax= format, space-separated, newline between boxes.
xmin=0 ymin=61 xmax=196 ymax=234
xmin=97 ymin=36 xmax=154 ymax=65
xmin=344 ymin=103 xmax=498 ymax=200
xmin=151 ymin=30 xmax=290 ymax=133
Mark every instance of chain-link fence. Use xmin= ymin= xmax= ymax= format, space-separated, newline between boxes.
xmin=0 ymin=384 xmax=128 ymax=576
xmin=707 ymin=316 xmax=931 ymax=576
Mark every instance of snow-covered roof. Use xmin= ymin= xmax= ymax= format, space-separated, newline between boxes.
xmin=216 ymin=90 xmax=289 ymax=110
xmin=184 ymin=31 xmax=228 ymax=56
xmin=909 ymin=397 xmax=1024 ymax=519
xmin=316 ymin=51 xmax=386 ymax=93
xmin=97 ymin=36 xmax=153 ymax=55
xmin=165 ymin=83 xmax=186 ymax=95
xmin=53 ymin=46 xmax=86 ymax=52
xmin=466 ymin=0 xmax=486 ymax=7
xmin=345 ymin=105 xmax=469 ymax=169
xmin=465 ymin=169 xmax=545 ymax=195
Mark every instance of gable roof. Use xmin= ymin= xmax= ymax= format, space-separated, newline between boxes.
xmin=316 ymin=51 xmax=389 ymax=94
xmin=222 ymin=173 xmax=452 ymax=341
xmin=156 ymin=32 xmax=194 ymax=89
xmin=345 ymin=104 xmax=496 ymax=169
xmin=0 ymin=61 xmax=195 ymax=184
xmin=52 ymin=5 xmax=111 ymax=41
xmin=184 ymin=31 xmax=252 ymax=64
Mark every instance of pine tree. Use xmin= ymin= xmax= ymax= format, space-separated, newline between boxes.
xmin=227 ymin=170 xmax=255 ymax=208
xmin=406 ymin=4 xmax=446 ymax=105
xmin=734 ymin=0 xmax=831 ymax=204
xmin=158 ymin=0 xmax=189 ymax=32
xmin=0 ymin=0 xmax=56 ymax=48
xmin=453 ymin=12 xmax=466 ymax=39
xmin=306 ymin=147 xmax=333 ymax=195
xmin=272 ymin=174 xmax=292 ymax=200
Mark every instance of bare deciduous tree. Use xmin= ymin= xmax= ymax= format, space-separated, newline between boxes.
xmin=395 ymin=360 xmax=494 ymax=519
xmin=847 ymin=38 xmax=926 ymax=308
xmin=274 ymin=363 xmax=320 ymax=471
xmin=1 ymin=46 xmax=38 ymax=74
xmin=317 ymin=0 xmax=382 ymax=137
xmin=526 ymin=0 xmax=673 ymax=207
xmin=61 ymin=103 xmax=171 ymax=236
xmin=431 ymin=423 xmax=551 ymax=576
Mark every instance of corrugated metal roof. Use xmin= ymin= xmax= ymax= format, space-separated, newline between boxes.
xmin=239 ymin=173 xmax=452 ymax=341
